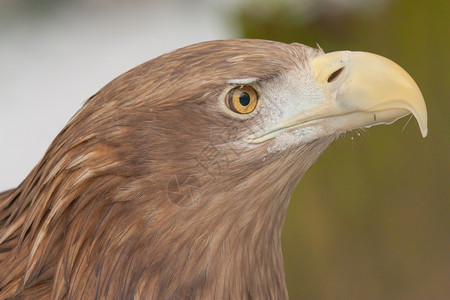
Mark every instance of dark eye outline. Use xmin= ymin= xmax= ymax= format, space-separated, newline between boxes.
xmin=225 ymin=86 xmax=259 ymax=114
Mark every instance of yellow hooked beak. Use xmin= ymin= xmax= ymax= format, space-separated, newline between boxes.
xmin=312 ymin=51 xmax=428 ymax=137
xmin=246 ymin=50 xmax=427 ymax=145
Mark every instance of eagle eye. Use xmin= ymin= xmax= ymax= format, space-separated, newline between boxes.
xmin=225 ymin=86 xmax=258 ymax=114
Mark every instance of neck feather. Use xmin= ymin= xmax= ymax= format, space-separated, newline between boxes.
xmin=0 ymin=135 xmax=334 ymax=299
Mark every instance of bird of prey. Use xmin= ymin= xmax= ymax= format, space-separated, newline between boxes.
xmin=0 ymin=39 xmax=427 ymax=299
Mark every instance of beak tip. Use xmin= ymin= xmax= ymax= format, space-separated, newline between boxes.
xmin=421 ymin=127 xmax=428 ymax=138
xmin=414 ymin=111 xmax=428 ymax=138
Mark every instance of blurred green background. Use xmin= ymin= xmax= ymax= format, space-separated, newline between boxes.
xmin=238 ymin=0 xmax=449 ymax=298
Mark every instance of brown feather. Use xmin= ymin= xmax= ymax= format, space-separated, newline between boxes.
xmin=0 ymin=39 xmax=333 ymax=299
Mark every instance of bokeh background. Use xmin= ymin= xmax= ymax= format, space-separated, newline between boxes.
xmin=0 ymin=0 xmax=448 ymax=299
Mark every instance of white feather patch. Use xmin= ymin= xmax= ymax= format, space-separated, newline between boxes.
xmin=227 ymin=78 xmax=259 ymax=85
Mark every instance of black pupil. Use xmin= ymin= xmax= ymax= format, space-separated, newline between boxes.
xmin=239 ymin=92 xmax=250 ymax=106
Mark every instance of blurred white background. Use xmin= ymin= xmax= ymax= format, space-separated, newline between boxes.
xmin=0 ymin=0 xmax=236 ymax=190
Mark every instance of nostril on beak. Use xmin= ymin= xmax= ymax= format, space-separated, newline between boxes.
xmin=327 ymin=67 xmax=344 ymax=83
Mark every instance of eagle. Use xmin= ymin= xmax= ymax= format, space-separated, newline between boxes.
xmin=0 ymin=39 xmax=427 ymax=299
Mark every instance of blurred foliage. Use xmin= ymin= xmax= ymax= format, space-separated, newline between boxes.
xmin=238 ymin=0 xmax=449 ymax=299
